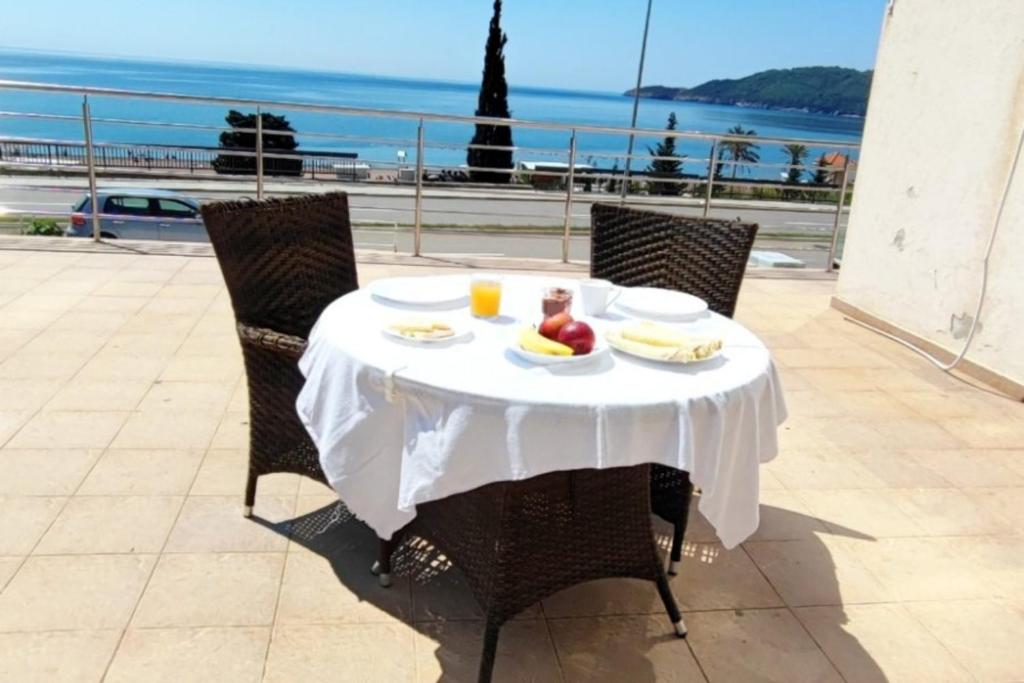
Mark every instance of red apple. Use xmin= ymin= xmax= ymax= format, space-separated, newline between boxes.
xmin=556 ymin=321 xmax=596 ymax=355
xmin=538 ymin=312 xmax=573 ymax=340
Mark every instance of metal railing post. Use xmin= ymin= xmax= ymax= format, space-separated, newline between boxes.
xmin=826 ymin=160 xmax=852 ymax=272
xmin=80 ymin=96 xmax=101 ymax=242
xmin=561 ymin=129 xmax=578 ymax=263
xmin=413 ymin=118 xmax=424 ymax=257
xmin=703 ymin=139 xmax=718 ymax=218
xmin=255 ymin=105 xmax=264 ymax=200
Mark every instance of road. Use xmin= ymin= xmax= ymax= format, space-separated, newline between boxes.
xmin=0 ymin=176 xmax=844 ymax=267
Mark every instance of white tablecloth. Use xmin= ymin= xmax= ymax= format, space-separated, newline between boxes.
xmin=297 ymin=274 xmax=786 ymax=549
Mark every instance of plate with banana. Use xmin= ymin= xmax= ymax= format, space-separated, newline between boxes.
xmin=605 ymin=322 xmax=723 ymax=364
xmin=511 ymin=326 xmax=609 ymax=365
xmin=384 ymin=318 xmax=471 ymax=344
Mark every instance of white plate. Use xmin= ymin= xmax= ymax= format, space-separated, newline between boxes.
xmin=370 ymin=276 xmax=469 ymax=307
xmin=383 ymin=325 xmax=472 ymax=345
xmin=509 ymin=340 xmax=610 ymax=365
xmin=615 ymin=287 xmax=708 ymax=321
xmin=605 ymin=332 xmax=723 ymax=365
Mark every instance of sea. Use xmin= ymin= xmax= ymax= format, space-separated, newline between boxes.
xmin=0 ymin=50 xmax=863 ymax=177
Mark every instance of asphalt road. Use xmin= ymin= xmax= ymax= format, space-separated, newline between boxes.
xmin=0 ymin=178 xmax=843 ymax=268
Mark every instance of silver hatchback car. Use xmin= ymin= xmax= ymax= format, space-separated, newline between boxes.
xmin=66 ymin=189 xmax=208 ymax=242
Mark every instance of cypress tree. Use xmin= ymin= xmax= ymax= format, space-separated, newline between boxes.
xmin=646 ymin=112 xmax=684 ymax=195
xmin=467 ymin=0 xmax=514 ymax=183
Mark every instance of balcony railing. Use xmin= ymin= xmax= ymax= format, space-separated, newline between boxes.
xmin=0 ymin=79 xmax=858 ymax=269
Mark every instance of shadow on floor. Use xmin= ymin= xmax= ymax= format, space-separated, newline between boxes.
xmin=255 ymin=501 xmax=884 ymax=682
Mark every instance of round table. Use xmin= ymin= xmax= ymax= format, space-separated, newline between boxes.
xmin=296 ymin=274 xmax=787 ymax=548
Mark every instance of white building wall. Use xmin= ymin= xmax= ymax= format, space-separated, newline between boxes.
xmin=836 ymin=0 xmax=1024 ymax=386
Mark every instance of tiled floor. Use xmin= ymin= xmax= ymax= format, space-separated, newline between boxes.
xmin=0 ymin=246 xmax=1022 ymax=682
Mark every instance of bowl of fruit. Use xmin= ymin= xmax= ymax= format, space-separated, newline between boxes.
xmin=512 ymin=312 xmax=608 ymax=365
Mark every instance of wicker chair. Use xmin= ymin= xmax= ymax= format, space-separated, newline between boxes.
xmin=380 ymin=465 xmax=685 ymax=683
xmin=201 ymin=192 xmax=358 ymax=516
xmin=590 ymin=203 xmax=758 ymax=574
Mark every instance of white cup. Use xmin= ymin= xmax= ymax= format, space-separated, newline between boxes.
xmin=580 ymin=279 xmax=621 ymax=315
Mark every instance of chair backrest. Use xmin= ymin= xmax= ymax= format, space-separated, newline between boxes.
xmin=201 ymin=192 xmax=358 ymax=338
xmin=590 ymin=203 xmax=758 ymax=318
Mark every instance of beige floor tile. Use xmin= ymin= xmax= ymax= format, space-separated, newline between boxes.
xmin=0 ymin=352 xmax=87 ymax=381
xmin=160 ymin=356 xmax=244 ymax=383
xmin=76 ymin=354 xmax=169 ymax=382
xmin=263 ymin=623 xmax=417 ymax=683
xmin=889 ymin=487 xmax=1017 ymax=536
xmin=164 ymin=495 xmax=294 ymax=553
xmin=110 ymin=411 xmax=220 ymax=450
xmin=45 ymin=378 xmax=152 ymax=411
xmin=906 ymin=600 xmax=1024 ymax=682
xmin=416 ymin=619 xmax=561 ymax=683
xmin=0 ymin=495 xmax=66 ymax=555
xmin=846 ymin=449 xmax=955 ymax=488
xmin=190 ymin=449 xmax=299 ymax=495
xmin=7 ymin=410 xmax=128 ymax=449
xmin=105 ymin=626 xmax=269 ymax=683
xmin=941 ymin=417 xmax=1024 ymax=449
xmin=0 ymin=448 xmax=100 ymax=495
xmin=765 ymin=449 xmax=887 ymax=491
xmin=909 ymin=449 xmax=1024 ymax=488
xmin=73 ymin=295 xmax=149 ymax=314
xmin=138 ymin=380 xmax=234 ymax=414
xmin=50 ymin=311 xmax=130 ymax=333
xmin=851 ymin=537 xmax=1000 ymax=601
xmin=35 ymin=495 xmax=183 ymax=555
xmin=0 ymin=554 xmax=155 ymax=631
xmin=0 ymin=630 xmax=122 ymax=683
xmin=796 ymin=489 xmax=924 ymax=538
xmin=103 ymin=332 xmax=185 ymax=358
xmin=685 ymin=608 xmax=842 ymax=682
xmin=987 ymin=450 xmax=1024 ymax=478
xmin=78 ymin=448 xmax=204 ymax=495
xmin=0 ymin=556 xmax=22 ymax=591
xmin=745 ymin=537 xmax=893 ymax=607
xmin=889 ymin=390 xmax=1015 ymax=420
xmin=541 ymin=578 xmax=661 ymax=619
xmin=94 ymin=280 xmax=166 ymax=297
xmin=277 ymin=547 xmax=412 ymax=625
xmin=670 ymin=543 xmax=782 ymax=610
xmin=0 ymin=378 xmax=62 ymax=411
xmin=0 ymin=410 xmax=31 ymax=446
xmin=970 ymin=487 xmax=1024 ymax=531
xmin=795 ymin=604 xmax=972 ymax=683
xmin=209 ymin=412 xmax=250 ymax=449
xmin=749 ymin=489 xmax=831 ymax=541
xmin=133 ymin=552 xmax=284 ymax=628
xmin=548 ymin=615 xmax=703 ymax=683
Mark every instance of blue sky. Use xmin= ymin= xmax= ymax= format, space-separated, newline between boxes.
xmin=2 ymin=0 xmax=888 ymax=91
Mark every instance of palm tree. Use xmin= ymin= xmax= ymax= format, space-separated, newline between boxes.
xmin=782 ymin=144 xmax=808 ymax=185
xmin=721 ymin=125 xmax=760 ymax=178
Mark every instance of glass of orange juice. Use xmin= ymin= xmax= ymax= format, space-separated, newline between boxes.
xmin=470 ymin=274 xmax=502 ymax=318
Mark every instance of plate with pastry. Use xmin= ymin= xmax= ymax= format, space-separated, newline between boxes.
xmin=605 ymin=321 xmax=723 ymax=364
xmin=383 ymin=318 xmax=471 ymax=344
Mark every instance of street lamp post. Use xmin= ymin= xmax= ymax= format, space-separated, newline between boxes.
xmin=620 ymin=0 xmax=654 ymax=201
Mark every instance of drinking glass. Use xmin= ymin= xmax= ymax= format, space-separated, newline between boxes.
xmin=470 ymin=274 xmax=502 ymax=318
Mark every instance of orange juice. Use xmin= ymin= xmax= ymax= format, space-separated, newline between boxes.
xmin=470 ymin=277 xmax=502 ymax=318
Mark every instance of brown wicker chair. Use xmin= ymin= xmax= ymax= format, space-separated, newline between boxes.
xmin=590 ymin=202 xmax=758 ymax=574
xmin=201 ymin=192 xmax=358 ymax=516
xmin=380 ymin=465 xmax=685 ymax=683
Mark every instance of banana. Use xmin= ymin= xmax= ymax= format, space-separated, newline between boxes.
xmin=519 ymin=327 xmax=574 ymax=356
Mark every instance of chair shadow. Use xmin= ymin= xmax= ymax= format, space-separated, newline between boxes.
xmin=254 ymin=500 xmax=885 ymax=682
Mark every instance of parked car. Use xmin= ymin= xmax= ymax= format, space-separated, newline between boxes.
xmin=66 ymin=189 xmax=207 ymax=242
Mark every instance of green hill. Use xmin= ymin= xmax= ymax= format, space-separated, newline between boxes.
xmin=626 ymin=66 xmax=872 ymax=116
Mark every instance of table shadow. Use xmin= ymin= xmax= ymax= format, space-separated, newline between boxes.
xmin=253 ymin=500 xmax=883 ymax=681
